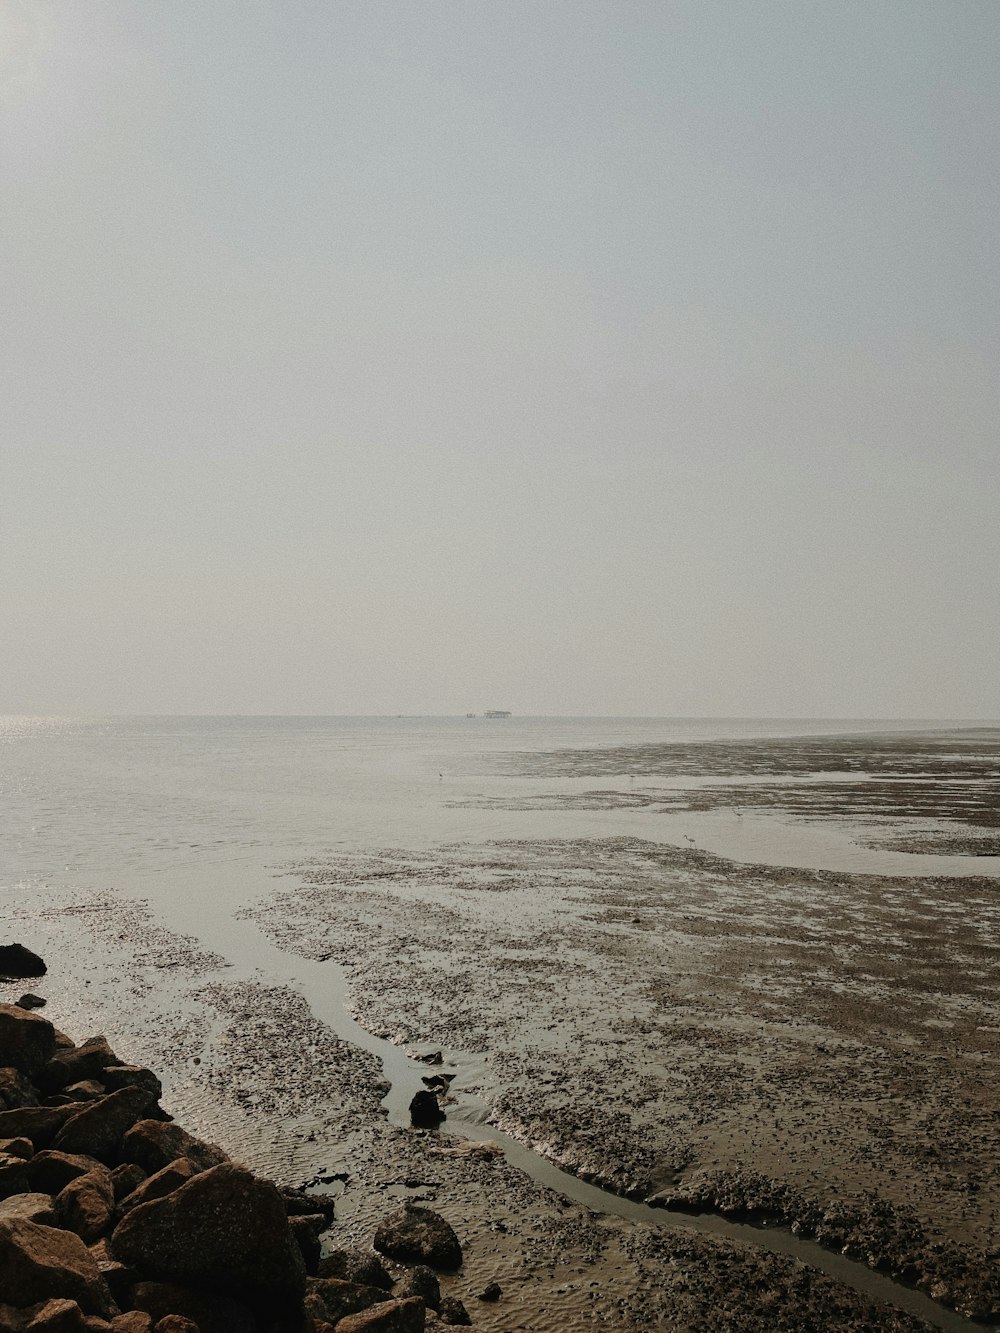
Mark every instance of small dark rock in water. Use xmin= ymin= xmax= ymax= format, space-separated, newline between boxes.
xmin=0 ymin=944 xmax=47 ymax=979
xmin=478 ymin=1281 xmax=502 ymax=1301
xmin=373 ymin=1202 xmax=463 ymax=1271
xmin=414 ymin=1050 xmax=443 ymax=1065
xmin=408 ymin=1090 xmax=445 ymax=1128
xmin=16 ymin=994 xmax=46 ymax=1010
xmin=439 ymin=1294 xmax=472 ymax=1325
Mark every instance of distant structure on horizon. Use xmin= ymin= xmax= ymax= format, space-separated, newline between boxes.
xmin=483 ymin=710 xmax=512 ymax=718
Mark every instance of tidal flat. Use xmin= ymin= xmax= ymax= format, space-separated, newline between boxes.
xmin=3 ymin=723 xmax=998 ymax=1330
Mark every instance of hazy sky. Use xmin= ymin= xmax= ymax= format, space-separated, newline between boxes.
xmin=3 ymin=1 xmax=997 ymax=716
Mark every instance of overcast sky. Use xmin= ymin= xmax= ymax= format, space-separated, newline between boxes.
xmin=3 ymin=1 xmax=997 ymax=716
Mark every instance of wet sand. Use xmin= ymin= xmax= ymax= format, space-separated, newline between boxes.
xmin=3 ymin=727 xmax=998 ymax=1329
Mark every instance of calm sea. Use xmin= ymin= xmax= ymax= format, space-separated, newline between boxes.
xmin=2 ymin=715 xmax=996 ymax=928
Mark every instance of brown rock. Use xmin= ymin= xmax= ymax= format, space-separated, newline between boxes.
xmin=437 ymin=1296 xmax=470 ymax=1326
xmin=0 ymin=1136 xmax=35 ymax=1159
xmin=303 ymin=1279 xmax=384 ymax=1324
xmin=0 ymin=1067 xmax=40 ymax=1110
xmin=59 ymin=1169 xmax=116 ymax=1242
xmin=24 ymin=1299 xmax=90 ymax=1332
xmin=0 ymin=1217 xmax=115 ymax=1315
xmin=38 ymin=1040 xmax=122 ymax=1095
xmin=0 ymin=1150 xmax=31 ymax=1199
xmin=110 ymin=1163 xmax=305 ymax=1305
xmin=117 ymin=1159 xmax=198 ymax=1216
xmin=110 ymin=1316 xmax=153 ymax=1333
xmin=394 ymin=1267 xmax=439 ymax=1312
xmin=16 ymin=995 xmax=47 ymax=1011
xmin=128 ymin=1281 xmax=253 ymax=1333
xmin=373 ymin=1204 xmax=462 ymax=1272
xmin=63 ymin=1082 xmax=109 ymax=1103
xmin=27 ymin=1151 xmax=100 ymax=1195
xmin=99 ymin=1069 xmax=162 ymax=1102
xmin=0 ymin=1105 xmax=88 ymax=1149
xmin=118 ymin=1122 xmax=226 ymax=1176
xmin=109 ymin=1164 xmax=147 ymax=1202
xmin=334 ymin=1299 xmax=425 ymax=1332
xmin=289 ymin=1214 xmax=326 ymax=1274
xmin=0 ymin=1005 xmax=56 ymax=1075
xmin=152 ymin=1320 xmax=198 ymax=1333
xmin=316 ymin=1251 xmax=393 ymax=1291
xmin=0 ymin=1191 xmax=58 ymax=1224
xmin=53 ymin=1089 xmax=154 ymax=1161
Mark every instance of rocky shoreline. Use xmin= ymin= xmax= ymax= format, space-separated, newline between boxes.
xmin=0 ymin=985 xmax=477 ymax=1333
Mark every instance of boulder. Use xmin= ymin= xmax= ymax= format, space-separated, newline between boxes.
xmin=288 ymin=1214 xmax=324 ymax=1274
xmin=0 ymin=1066 xmax=40 ymax=1110
xmin=438 ymin=1296 xmax=471 ymax=1326
xmin=118 ymin=1122 xmax=226 ymax=1176
xmin=17 ymin=995 xmax=47 ymax=1011
xmin=408 ymin=1092 xmax=444 ymax=1129
xmin=53 ymin=1088 xmax=155 ymax=1161
xmin=0 ymin=1006 xmax=56 ymax=1075
xmin=23 ymin=1299 xmax=91 ymax=1332
xmin=110 ymin=1316 xmax=153 ymax=1333
xmin=0 ymin=1218 xmax=115 ymax=1316
xmin=152 ymin=1320 xmax=198 ymax=1333
xmin=27 ymin=1151 xmax=101 ymax=1195
xmin=0 ymin=1192 xmax=58 ymax=1224
xmin=118 ymin=1159 xmax=198 ymax=1215
xmin=59 ymin=1169 xmax=116 ymax=1242
xmin=0 ymin=1105 xmax=88 ymax=1148
xmin=373 ymin=1204 xmax=462 ymax=1272
xmin=128 ymin=1281 xmax=254 ymax=1333
xmin=316 ymin=1250 xmax=393 ymax=1291
xmin=279 ymin=1184 xmax=336 ymax=1220
xmin=39 ymin=1040 xmax=122 ymax=1095
xmin=334 ymin=1299 xmax=425 ymax=1332
xmin=477 ymin=1282 xmax=501 ymax=1302
xmin=110 ymin=1163 xmax=305 ymax=1307
xmin=0 ymin=945 xmax=47 ymax=979
xmin=0 ymin=1136 xmax=35 ymax=1159
xmin=109 ymin=1164 xmax=147 ymax=1202
xmin=303 ymin=1279 xmax=384 ymax=1324
xmin=99 ymin=1069 xmax=162 ymax=1102
xmin=0 ymin=1150 xmax=31 ymax=1198
xmin=394 ymin=1266 xmax=439 ymax=1312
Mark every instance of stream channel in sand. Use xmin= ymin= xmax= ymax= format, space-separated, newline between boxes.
xmin=142 ymin=858 xmax=995 ymax=1333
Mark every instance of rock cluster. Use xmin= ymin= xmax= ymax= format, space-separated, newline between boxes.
xmin=0 ymin=1002 xmax=474 ymax=1333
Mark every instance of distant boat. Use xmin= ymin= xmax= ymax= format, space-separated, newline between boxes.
xmin=465 ymin=712 xmax=476 ymax=718
xmin=483 ymin=710 xmax=511 ymax=718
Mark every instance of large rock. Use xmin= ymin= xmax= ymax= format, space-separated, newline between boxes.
xmin=128 ymin=1280 xmax=255 ymax=1333
xmin=408 ymin=1091 xmax=444 ymax=1129
xmin=0 ymin=1150 xmax=31 ymax=1199
xmin=394 ymin=1266 xmax=440 ymax=1312
xmin=118 ymin=1121 xmax=226 ymax=1175
xmin=334 ymin=1299 xmax=425 ymax=1332
xmin=0 ymin=1191 xmax=58 ymax=1224
xmin=118 ymin=1158 xmax=198 ymax=1215
xmin=58 ymin=1168 xmax=116 ymax=1242
xmin=373 ymin=1204 xmax=463 ymax=1272
xmin=22 ymin=1298 xmax=91 ymax=1331
xmin=38 ymin=1040 xmax=122 ymax=1095
xmin=99 ymin=1067 xmax=162 ymax=1101
xmin=317 ymin=1250 xmax=393 ymax=1291
xmin=110 ymin=1163 xmax=305 ymax=1306
xmin=0 ymin=1217 xmax=115 ymax=1315
xmin=0 ymin=1105 xmax=88 ymax=1148
xmin=27 ymin=1151 xmax=101 ymax=1195
xmin=0 ymin=1005 xmax=56 ymax=1075
xmin=0 ymin=945 xmax=47 ymax=979
xmin=52 ymin=1088 xmax=154 ymax=1160
xmin=303 ymin=1278 xmax=385 ymax=1324
xmin=0 ymin=1066 xmax=41 ymax=1109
